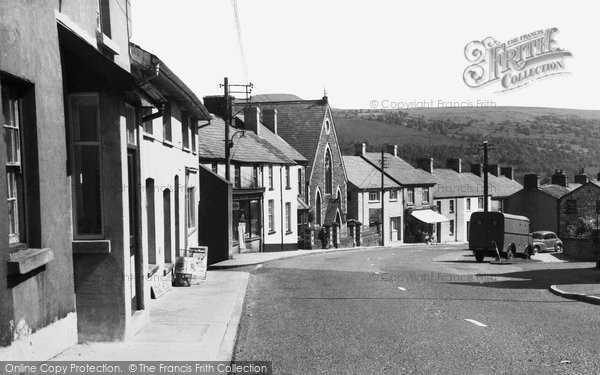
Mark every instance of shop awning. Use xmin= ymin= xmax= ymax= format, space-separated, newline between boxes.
xmin=411 ymin=209 xmax=449 ymax=224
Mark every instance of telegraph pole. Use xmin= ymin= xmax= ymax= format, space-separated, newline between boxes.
xmin=483 ymin=141 xmax=488 ymax=212
xmin=224 ymin=77 xmax=231 ymax=181
xmin=381 ymin=149 xmax=385 ymax=246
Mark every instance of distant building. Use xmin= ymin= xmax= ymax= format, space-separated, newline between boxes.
xmin=558 ymin=173 xmax=600 ymax=236
xmin=343 ymin=155 xmax=404 ymax=244
xmin=468 ymin=163 xmax=522 ymax=211
xmin=356 ymin=144 xmax=444 ymax=243
xmin=233 ymin=97 xmax=348 ymax=244
xmin=200 ymin=99 xmax=307 ymax=258
xmin=505 ymin=170 xmax=579 ymax=233
xmin=429 ymin=159 xmax=489 ymax=243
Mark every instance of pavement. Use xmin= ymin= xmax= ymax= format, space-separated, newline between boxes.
xmin=209 ymin=242 xmax=468 ymax=269
xmin=51 ymin=270 xmax=249 ymax=361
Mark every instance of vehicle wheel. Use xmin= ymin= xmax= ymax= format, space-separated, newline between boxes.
xmin=555 ymin=244 xmax=563 ymax=253
xmin=505 ymin=247 xmax=514 ymax=260
xmin=475 ymin=252 xmax=484 ymax=263
xmin=533 ymin=246 xmax=540 ymax=254
xmin=523 ymin=245 xmax=532 ymax=259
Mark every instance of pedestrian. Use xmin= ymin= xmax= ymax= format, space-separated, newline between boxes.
xmin=318 ymin=227 xmax=328 ymax=249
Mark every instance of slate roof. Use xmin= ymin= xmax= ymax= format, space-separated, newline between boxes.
xmin=486 ymin=174 xmax=523 ymax=199
xmin=361 ymin=153 xmax=439 ymax=186
xmin=197 ymin=115 xmax=299 ymax=165
xmin=343 ymin=156 xmax=399 ymax=190
xmin=432 ymin=169 xmax=485 ymax=198
xmin=538 ymin=183 xmax=580 ymax=198
xmin=233 ymin=99 xmax=328 ymax=167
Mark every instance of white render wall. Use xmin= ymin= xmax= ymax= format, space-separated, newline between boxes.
xmin=434 ymin=196 xmax=490 ymax=242
xmin=201 ymin=162 xmax=303 ymax=249
xmin=355 ymin=189 xmax=404 ymax=245
xmin=140 ymin=102 xmax=200 ymax=273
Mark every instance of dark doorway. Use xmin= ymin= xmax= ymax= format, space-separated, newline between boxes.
xmin=163 ymin=189 xmax=172 ymax=263
xmin=146 ymin=178 xmax=156 ymax=264
xmin=174 ymin=175 xmax=180 ymax=258
xmin=127 ymin=149 xmax=143 ymax=313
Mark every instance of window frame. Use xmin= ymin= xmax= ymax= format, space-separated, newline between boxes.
xmin=181 ymin=111 xmax=190 ymax=150
xmin=185 ymin=170 xmax=197 ymax=230
xmin=324 ymin=147 xmax=333 ymax=194
xmin=368 ymin=191 xmax=380 ymax=202
xmin=389 ymin=189 xmax=398 ymax=202
xmin=449 ymin=219 xmax=455 ymax=236
xmin=234 ymin=165 xmax=241 ymax=188
xmin=285 ymin=202 xmax=292 ymax=233
xmin=449 ymin=199 xmax=455 ymax=214
xmin=268 ymin=199 xmax=275 ymax=233
xmin=268 ymin=165 xmax=273 ymax=189
xmin=285 ymin=165 xmax=291 ymax=189
xmin=69 ymin=93 xmax=104 ymax=239
xmin=466 ymin=198 xmax=471 ymax=211
xmin=407 ymin=187 xmax=415 ymax=204
xmin=422 ymin=187 xmax=429 ymax=203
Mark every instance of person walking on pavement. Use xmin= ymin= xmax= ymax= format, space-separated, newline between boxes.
xmin=318 ymin=227 xmax=328 ymax=249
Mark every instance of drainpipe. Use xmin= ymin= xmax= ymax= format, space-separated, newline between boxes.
xmin=280 ymin=167 xmax=284 ymax=251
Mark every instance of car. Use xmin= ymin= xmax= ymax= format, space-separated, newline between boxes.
xmin=531 ymin=231 xmax=563 ymax=254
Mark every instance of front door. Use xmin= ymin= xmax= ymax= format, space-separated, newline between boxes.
xmin=390 ymin=217 xmax=401 ymax=241
xmin=127 ymin=149 xmax=143 ymax=313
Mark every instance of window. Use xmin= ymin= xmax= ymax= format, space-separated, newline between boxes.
xmin=566 ymin=199 xmax=577 ymax=214
xmin=449 ymin=220 xmax=454 ymax=235
xmin=142 ymin=107 xmax=153 ymax=135
xmin=125 ymin=104 xmax=137 ymax=146
xmin=407 ymin=188 xmax=414 ymax=204
xmin=466 ymin=198 xmax=471 ymax=211
xmin=325 ymin=148 xmax=332 ymax=194
xmin=422 ymin=187 xmax=429 ymax=203
xmin=163 ymin=103 xmax=172 ymax=142
xmin=298 ymin=168 xmax=303 ymax=195
xmin=70 ymin=94 xmax=102 ymax=237
xmin=369 ymin=191 xmax=380 ymax=202
xmin=185 ymin=171 xmax=196 ymax=229
xmin=268 ymin=200 xmax=275 ymax=232
xmin=191 ymin=119 xmax=197 ymax=153
xmin=211 ymin=163 xmax=218 ymax=173
xmin=268 ymin=166 xmax=273 ymax=189
xmin=96 ymin=0 xmax=111 ymax=37
xmin=325 ymin=119 xmax=331 ymax=134
xmin=285 ymin=202 xmax=291 ymax=233
xmin=315 ymin=191 xmax=322 ymax=225
xmin=369 ymin=208 xmax=381 ymax=226
xmin=252 ymin=166 xmax=259 ymax=187
xmin=234 ymin=165 xmax=241 ymax=188
xmin=436 ymin=201 xmax=442 ymax=214
xmin=478 ymin=197 xmax=484 ymax=209
xmin=285 ymin=165 xmax=290 ymax=189
xmin=389 ymin=189 xmax=398 ymax=201
xmin=181 ymin=111 xmax=190 ymax=149
xmin=3 ymin=87 xmax=24 ymax=244
xmin=449 ymin=200 xmax=455 ymax=213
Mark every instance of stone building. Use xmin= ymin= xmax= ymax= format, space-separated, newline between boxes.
xmin=558 ymin=174 xmax=600 ymax=236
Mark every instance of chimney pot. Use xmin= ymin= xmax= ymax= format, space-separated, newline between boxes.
xmin=416 ymin=158 xmax=434 ymax=173
xmin=500 ymin=166 xmax=514 ymax=180
xmin=524 ymin=174 xmax=539 ymax=189
xmin=446 ymin=158 xmax=462 ymax=173
xmin=470 ymin=163 xmax=483 ymax=177
xmin=551 ymin=169 xmax=568 ymax=187
xmin=262 ymin=108 xmax=278 ymax=134
xmin=386 ymin=144 xmax=398 ymax=157
xmin=355 ymin=143 xmax=366 ymax=156
xmin=243 ymin=106 xmax=261 ymax=136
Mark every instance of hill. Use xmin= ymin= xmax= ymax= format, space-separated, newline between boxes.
xmin=333 ymin=107 xmax=600 ymax=181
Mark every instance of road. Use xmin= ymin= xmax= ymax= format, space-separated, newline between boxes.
xmin=232 ymin=244 xmax=600 ymax=374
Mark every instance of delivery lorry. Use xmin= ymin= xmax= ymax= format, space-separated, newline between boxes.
xmin=469 ymin=212 xmax=533 ymax=262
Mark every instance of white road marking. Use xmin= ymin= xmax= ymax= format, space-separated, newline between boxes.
xmin=397 ymin=286 xmax=407 ymax=291
xmin=464 ymin=319 xmax=487 ymax=327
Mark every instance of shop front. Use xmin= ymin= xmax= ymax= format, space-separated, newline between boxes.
xmin=232 ymin=189 xmax=264 ymax=253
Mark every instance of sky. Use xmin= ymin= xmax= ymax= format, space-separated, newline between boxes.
xmin=130 ymin=0 xmax=600 ymax=110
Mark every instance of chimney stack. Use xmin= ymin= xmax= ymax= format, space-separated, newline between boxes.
xmin=355 ymin=143 xmax=366 ymax=156
xmin=203 ymin=95 xmax=230 ymax=118
xmin=500 ymin=167 xmax=514 ymax=180
xmin=524 ymin=174 xmax=539 ymax=189
xmin=471 ymin=163 xmax=483 ymax=177
xmin=446 ymin=158 xmax=462 ymax=173
xmin=262 ymin=108 xmax=277 ymax=134
xmin=487 ymin=164 xmax=500 ymax=177
xmin=416 ymin=158 xmax=434 ymax=173
xmin=387 ymin=144 xmax=398 ymax=157
xmin=574 ymin=173 xmax=588 ymax=185
xmin=551 ymin=169 xmax=568 ymax=187
xmin=244 ymin=106 xmax=261 ymax=136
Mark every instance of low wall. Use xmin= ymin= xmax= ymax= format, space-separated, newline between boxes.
xmin=563 ymin=237 xmax=599 ymax=262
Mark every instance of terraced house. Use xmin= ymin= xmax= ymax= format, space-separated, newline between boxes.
xmin=235 ymin=96 xmax=348 ymax=247
xmin=199 ymin=97 xmax=307 ymax=258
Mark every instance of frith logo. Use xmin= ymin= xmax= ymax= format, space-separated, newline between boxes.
xmin=463 ymin=28 xmax=573 ymax=92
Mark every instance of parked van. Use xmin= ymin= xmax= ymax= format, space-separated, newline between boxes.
xmin=469 ymin=212 xmax=533 ymax=262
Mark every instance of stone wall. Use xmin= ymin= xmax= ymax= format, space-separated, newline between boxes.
xmin=563 ymin=237 xmax=599 ymax=262
xmin=559 ymin=183 xmax=600 ymax=236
